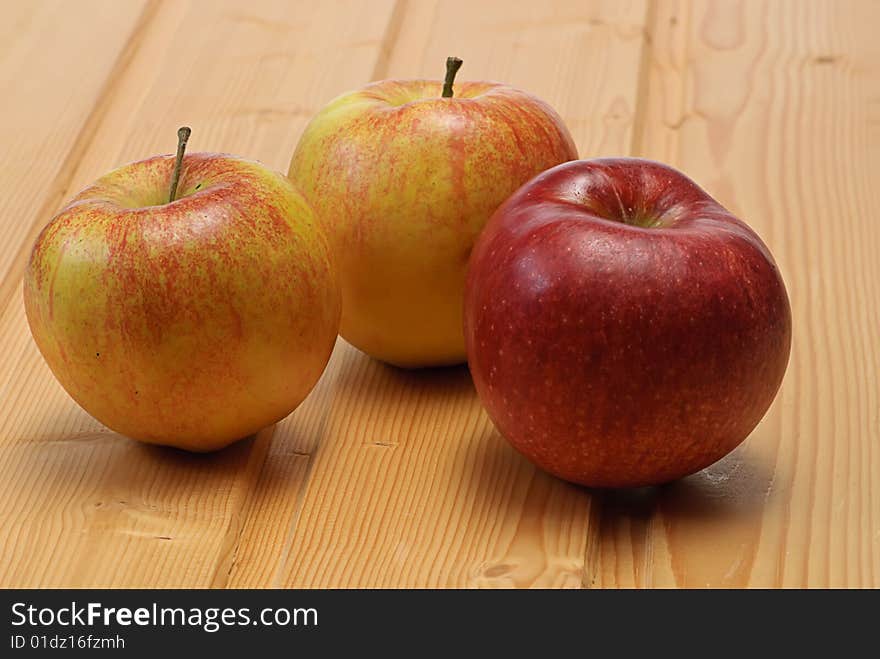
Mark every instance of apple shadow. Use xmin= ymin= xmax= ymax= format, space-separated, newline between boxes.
xmin=352 ymin=356 xmax=783 ymax=539
xmin=594 ymin=441 xmax=779 ymax=529
xmin=8 ymin=416 xmax=266 ymax=508
xmin=132 ymin=431 xmax=261 ymax=472
xmin=13 ymin=347 xmax=475 ymax=506
xmin=453 ymin=408 xmax=781 ymax=557
xmin=372 ymin=358 xmax=475 ymax=396
xmin=328 ymin=346 xmax=479 ymax=432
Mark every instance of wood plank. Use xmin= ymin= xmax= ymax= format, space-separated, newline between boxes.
xmin=595 ymin=0 xmax=880 ymax=587
xmin=227 ymin=0 xmax=651 ymax=588
xmin=0 ymin=0 xmax=151 ymax=310
xmin=4 ymin=0 xmax=875 ymax=589
xmin=0 ymin=0 xmax=400 ymax=587
xmin=386 ymin=0 xmax=651 ymax=156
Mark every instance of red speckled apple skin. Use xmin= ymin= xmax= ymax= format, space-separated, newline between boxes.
xmin=464 ymin=158 xmax=792 ymax=488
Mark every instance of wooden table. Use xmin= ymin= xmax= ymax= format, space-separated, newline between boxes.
xmin=1 ymin=0 xmax=877 ymax=589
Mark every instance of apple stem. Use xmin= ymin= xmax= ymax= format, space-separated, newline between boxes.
xmin=442 ymin=57 xmax=463 ymax=98
xmin=168 ymin=126 xmax=191 ymax=203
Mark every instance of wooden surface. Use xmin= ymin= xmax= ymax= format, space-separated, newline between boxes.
xmin=0 ymin=0 xmax=877 ymax=588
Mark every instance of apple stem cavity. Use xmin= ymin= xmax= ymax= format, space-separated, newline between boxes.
xmin=168 ymin=126 xmax=192 ymax=204
xmin=442 ymin=57 xmax=463 ymax=98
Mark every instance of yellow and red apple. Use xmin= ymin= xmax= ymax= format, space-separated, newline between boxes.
xmin=289 ymin=58 xmax=577 ymax=367
xmin=24 ymin=130 xmax=341 ymax=451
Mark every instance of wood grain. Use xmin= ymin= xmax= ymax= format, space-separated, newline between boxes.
xmin=0 ymin=0 xmax=151 ymax=311
xmin=228 ymin=0 xmax=652 ymax=588
xmin=0 ymin=0 xmax=877 ymax=588
xmin=0 ymin=0 xmax=401 ymax=587
xmin=594 ymin=0 xmax=880 ymax=588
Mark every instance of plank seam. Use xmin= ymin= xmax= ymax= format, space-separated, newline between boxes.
xmin=269 ymin=451 xmax=317 ymax=588
xmin=369 ymin=0 xmax=408 ymax=81
xmin=209 ymin=427 xmax=276 ymax=588
xmin=582 ymin=0 xmax=659 ymax=587
xmin=629 ymin=0 xmax=658 ymax=157
xmin=581 ymin=497 xmax=603 ymax=588
xmin=0 ymin=0 xmax=163 ymax=313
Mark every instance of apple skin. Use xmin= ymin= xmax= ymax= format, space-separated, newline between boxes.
xmin=289 ymin=79 xmax=577 ymax=367
xmin=24 ymin=153 xmax=341 ymax=451
xmin=464 ymin=158 xmax=792 ymax=487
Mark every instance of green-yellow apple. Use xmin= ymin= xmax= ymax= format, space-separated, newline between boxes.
xmin=24 ymin=128 xmax=341 ymax=451
xmin=289 ymin=57 xmax=577 ymax=367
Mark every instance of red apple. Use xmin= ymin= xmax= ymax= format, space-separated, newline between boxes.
xmin=24 ymin=129 xmax=341 ymax=451
xmin=464 ymin=158 xmax=792 ymax=487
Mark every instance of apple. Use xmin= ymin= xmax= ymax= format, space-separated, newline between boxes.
xmin=24 ymin=128 xmax=341 ymax=451
xmin=464 ymin=158 xmax=792 ymax=487
xmin=289 ymin=57 xmax=577 ymax=367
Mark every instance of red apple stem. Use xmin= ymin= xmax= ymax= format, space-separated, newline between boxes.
xmin=442 ymin=57 xmax=463 ymax=98
xmin=168 ymin=126 xmax=191 ymax=203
